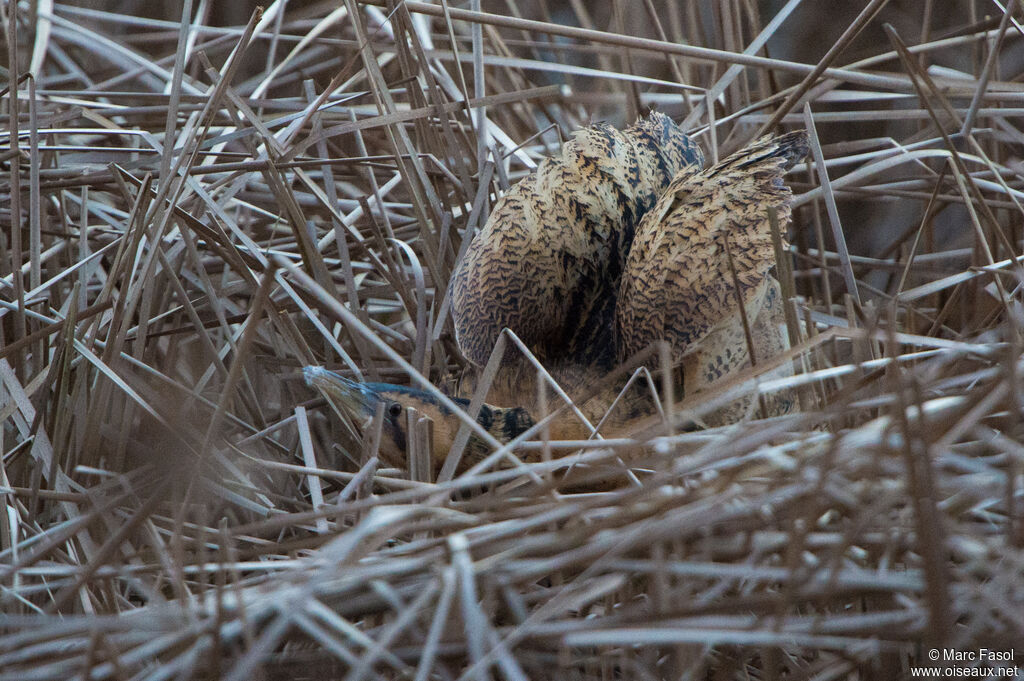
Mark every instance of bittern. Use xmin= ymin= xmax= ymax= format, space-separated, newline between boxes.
xmin=308 ymin=112 xmax=808 ymax=473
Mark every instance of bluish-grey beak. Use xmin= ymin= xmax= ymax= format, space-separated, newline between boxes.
xmin=303 ymin=366 xmax=382 ymax=419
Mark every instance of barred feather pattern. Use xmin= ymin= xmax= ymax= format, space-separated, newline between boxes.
xmin=450 ymin=112 xmax=703 ymax=369
xmin=681 ymin=276 xmax=795 ymax=425
xmin=617 ymin=130 xmax=808 ymax=420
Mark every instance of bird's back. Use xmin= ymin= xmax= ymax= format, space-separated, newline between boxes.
xmin=450 ymin=112 xmax=703 ymax=369
xmin=449 ymin=116 xmax=807 ymax=433
xmin=616 ymin=130 xmax=808 ymax=364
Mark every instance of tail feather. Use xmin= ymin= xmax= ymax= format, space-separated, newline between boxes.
xmin=714 ymin=130 xmax=809 ymax=175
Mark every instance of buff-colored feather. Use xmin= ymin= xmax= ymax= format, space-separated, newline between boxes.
xmin=319 ymin=118 xmax=807 ymax=472
xmin=450 ymin=112 xmax=703 ymax=369
xmin=617 ymin=130 xmax=808 ymax=422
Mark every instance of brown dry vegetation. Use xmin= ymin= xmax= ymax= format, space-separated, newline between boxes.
xmin=2 ymin=1 xmax=1024 ymax=679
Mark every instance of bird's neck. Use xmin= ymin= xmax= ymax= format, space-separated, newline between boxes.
xmin=452 ymin=361 xmax=663 ymax=456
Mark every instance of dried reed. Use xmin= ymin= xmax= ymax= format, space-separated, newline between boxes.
xmin=1 ymin=1 xmax=1023 ymax=679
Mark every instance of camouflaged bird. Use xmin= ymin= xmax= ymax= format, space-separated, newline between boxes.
xmin=450 ymin=112 xmax=703 ymax=369
xmin=308 ymin=113 xmax=808 ymax=473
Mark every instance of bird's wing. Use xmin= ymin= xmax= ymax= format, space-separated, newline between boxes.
xmin=450 ymin=112 xmax=703 ymax=368
xmin=617 ymin=130 xmax=808 ymax=364
xmin=681 ymin=276 xmax=796 ymax=424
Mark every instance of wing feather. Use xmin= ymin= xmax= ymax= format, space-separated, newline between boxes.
xmin=450 ymin=112 xmax=703 ymax=368
xmin=617 ymin=131 xmax=808 ymax=364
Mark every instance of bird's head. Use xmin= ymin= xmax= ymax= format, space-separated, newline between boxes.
xmin=303 ymin=366 xmax=534 ymax=473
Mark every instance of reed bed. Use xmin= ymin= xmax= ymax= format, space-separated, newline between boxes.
xmin=2 ymin=1 xmax=1023 ymax=679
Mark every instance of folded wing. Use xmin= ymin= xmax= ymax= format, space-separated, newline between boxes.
xmin=450 ymin=112 xmax=703 ymax=369
xmin=616 ymin=131 xmax=808 ymax=410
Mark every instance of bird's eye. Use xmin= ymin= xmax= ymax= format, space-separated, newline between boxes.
xmin=387 ymin=402 xmax=403 ymax=419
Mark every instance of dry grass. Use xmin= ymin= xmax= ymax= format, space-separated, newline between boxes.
xmin=2 ymin=1 xmax=1024 ymax=679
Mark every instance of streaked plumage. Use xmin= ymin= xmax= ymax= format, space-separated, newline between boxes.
xmin=617 ymin=130 xmax=806 ymax=362
xmin=617 ymin=130 xmax=808 ymax=423
xmin=450 ymin=112 xmax=702 ymax=368
xmin=310 ymin=114 xmax=807 ymax=473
